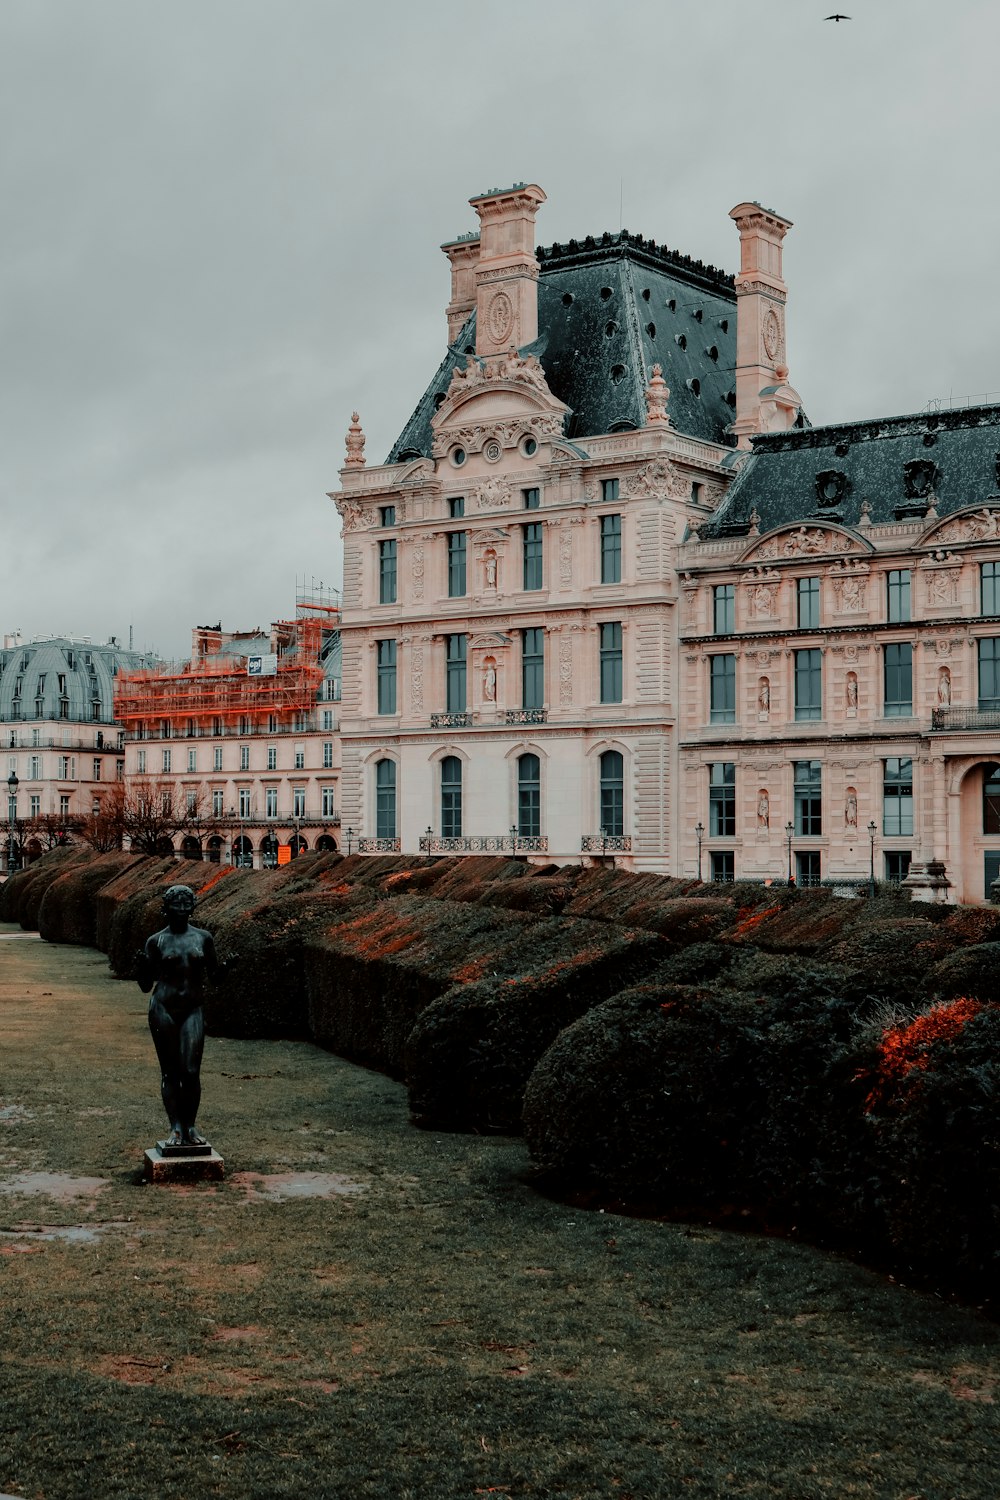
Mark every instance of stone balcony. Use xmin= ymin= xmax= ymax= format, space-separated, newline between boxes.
xmin=931 ymin=707 xmax=1000 ymax=731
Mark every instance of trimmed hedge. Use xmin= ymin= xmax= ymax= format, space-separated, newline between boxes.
xmin=0 ymin=847 xmax=87 ymax=927
xmin=37 ymin=853 xmax=142 ymax=947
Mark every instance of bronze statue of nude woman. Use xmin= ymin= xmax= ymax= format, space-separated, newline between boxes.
xmin=136 ymin=884 xmax=220 ymax=1149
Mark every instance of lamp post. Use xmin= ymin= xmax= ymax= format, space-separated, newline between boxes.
xmin=7 ymin=771 xmax=18 ymax=875
xmin=694 ymin=821 xmax=704 ymax=881
xmin=600 ymin=824 xmax=608 ymax=862
xmin=868 ymin=819 xmax=877 ymax=899
xmin=510 ymin=823 xmax=518 ymax=857
xmin=345 ymin=826 xmax=354 ymax=856
xmin=425 ymin=824 xmax=433 ymax=854
xmin=785 ymin=820 xmax=794 ymax=886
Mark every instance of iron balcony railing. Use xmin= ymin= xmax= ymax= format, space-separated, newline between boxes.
xmin=931 ymin=706 xmax=1000 ymax=731
xmin=357 ymin=837 xmax=401 ymax=853
xmin=429 ymin=712 xmax=471 ymax=729
xmin=581 ymin=834 xmax=632 ymax=853
xmin=504 ymin=709 xmax=547 ymax=725
xmin=418 ymin=834 xmax=548 ymax=855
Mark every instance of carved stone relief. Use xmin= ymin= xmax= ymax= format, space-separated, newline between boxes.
xmin=559 ymin=632 xmax=574 ymax=705
xmin=411 ymin=541 xmax=424 ymax=602
xmin=625 ymin=455 xmax=690 ymax=500
xmin=931 ymin=506 xmax=1000 ymax=545
xmin=748 ymin=526 xmax=855 ymax=562
xmin=923 ymin=564 xmax=960 ymax=608
xmin=742 ymin=566 xmax=781 ymax=620
xmin=831 ymin=560 xmax=869 ymax=613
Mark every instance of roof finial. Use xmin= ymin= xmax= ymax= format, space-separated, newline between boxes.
xmin=344 ymin=411 xmax=366 ymax=468
xmin=645 ymin=363 xmax=671 ymax=426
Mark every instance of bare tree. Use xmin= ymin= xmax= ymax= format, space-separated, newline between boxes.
xmin=76 ymin=783 xmax=127 ymax=853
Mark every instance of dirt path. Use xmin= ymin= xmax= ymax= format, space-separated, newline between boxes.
xmin=1 ymin=924 xmax=998 ymax=1500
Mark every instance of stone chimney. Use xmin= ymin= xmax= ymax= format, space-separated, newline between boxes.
xmin=469 ymin=183 xmax=546 ymax=357
xmin=442 ymin=233 xmax=481 ymax=345
xmin=728 ymin=202 xmax=799 ymax=448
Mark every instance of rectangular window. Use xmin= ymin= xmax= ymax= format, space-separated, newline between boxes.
xmin=212 ymin=789 xmax=224 ymax=817
xmin=137 ymin=750 xmax=146 ymax=775
xmin=883 ymin=643 xmax=913 ymax=716
xmin=883 ymin=757 xmax=914 ymax=837
xmin=322 ymin=708 xmax=334 ymax=730
xmin=265 ymin=746 xmax=276 ymax=771
xmin=323 ymin=741 xmax=334 ymax=769
xmin=601 ymin=478 xmax=620 ymax=503
xmin=447 ymin=530 xmax=467 ymax=597
xmin=794 ymin=648 xmax=822 ymax=721
xmin=979 ymin=638 xmax=1000 ymax=709
xmin=213 ymin=746 xmax=223 ymax=772
xmin=29 ymin=794 xmax=40 ymax=818
xmin=187 ymin=748 xmax=197 ymax=772
xmin=523 ymin=487 xmax=540 ymax=510
xmin=599 ymin=622 xmax=623 ymax=704
xmin=265 ymin=787 xmax=278 ymax=817
xmin=885 ymin=851 xmax=912 ymax=883
xmin=796 ymin=851 xmax=822 ymax=887
xmin=794 ymin=760 xmax=822 ymax=836
xmin=708 ymin=762 xmax=736 ymax=837
xmin=58 ymin=756 xmax=69 ymax=778
xmin=982 ymin=562 xmax=1000 ymax=616
xmin=322 ymin=786 xmax=336 ymax=817
xmin=60 ymin=794 xmax=70 ymax=818
xmin=446 ymin=635 xmax=467 ymax=712
xmin=523 ymin=522 xmax=543 ymax=590
xmin=293 ymin=744 xmax=305 ymax=770
xmin=709 ymin=654 xmax=736 ymax=724
xmin=186 ymin=790 xmax=198 ymax=815
xmin=600 ymin=514 xmax=622 ymax=584
xmin=376 ymin=760 xmax=396 ymax=840
xmin=887 ymin=569 xmax=911 ymax=623
xmin=379 ymin=539 xmax=397 ymax=604
xmin=377 ymin=639 xmax=397 ymax=715
xmin=380 ymin=505 xmax=395 ymax=527
xmin=293 ymin=788 xmax=306 ymax=818
xmin=713 ymin=583 xmax=735 ymax=635
xmin=162 ymin=748 xmax=171 ymax=773
xmin=238 ymin=787 xmax=251 ymax=818
xmin=93 ymin=759 xmax=101 ymax=780
xmin=521 ymin=628 xmax=545 ymax=710
xmin=240 ymin=745 xmax=250 ymax=771
xmin=797 ymin=576 xmax=820 ymax=629
xmin=447 ymin=496 xmax=465 ymax=519
xmin=212 ymin=717 xmax=222 ymax=737
xmin=710 ymin=851 xmax=735 ymax=883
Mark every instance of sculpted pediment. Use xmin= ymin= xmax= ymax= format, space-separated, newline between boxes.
xmin=739 ymin=523 xmax=872 ymax=565
xmin=431 ymin=350 xmax=569 ymax=459
xmin=923 ymin=503 xmax=1000 ymax=547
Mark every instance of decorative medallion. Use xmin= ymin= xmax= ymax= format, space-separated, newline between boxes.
xmin=487 ymin=291 xmax=514 ymax=345
xmin=483 ymin=439 xmax=503 ymax=464
xmin=762 ymin=308 xmax=781 ymax=362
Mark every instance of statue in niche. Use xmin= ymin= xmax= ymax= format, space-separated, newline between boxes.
xmin=845 ymin=789 xmax=858 ymax=829
xmin=758 ymin=677 xmax=770 ymax=715
xmin=840 ymin=573 xmax=864 ymax=612
xmin=483 ymin=657 xmax=497 ymax=702
xmin=846 ymin=671 xmax=858 ymax=710
xmin=484 ymin=550 xmax=498 ymax=589
xmin=938 ymin=666 xmax=952 ymax=706
xmin=757 ymin=790 xmax=770 ymax=829
xmin=136 ymin=886 xmax=225 ymax=1151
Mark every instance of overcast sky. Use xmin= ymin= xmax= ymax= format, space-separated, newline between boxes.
xmin=1 ymin=0 xmax=996 ymax=659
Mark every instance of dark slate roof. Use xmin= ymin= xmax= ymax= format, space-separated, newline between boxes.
xmin=0 ymin=638 xmax=157 ymax=723
xmin=388 ymin=231 xmax=738 ymax=462
xmin=703 ymin=404 xmax=1000 ymax=538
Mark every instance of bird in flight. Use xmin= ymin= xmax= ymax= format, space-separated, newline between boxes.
xmin=825 ymin=12 xmax=851 ymax=18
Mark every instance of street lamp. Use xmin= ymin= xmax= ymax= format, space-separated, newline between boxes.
xmin=868 ymin=819 xmax=877 ymax=899
xmin=7 ymin=771 xmax=18 ymax=875
xmin=785 ymin=820 xmax=795 ymax=886
xmin=510 ymin=823 xmax=518 ymax=857
xmin=345 ymin=826 xmax=354 ymax=856
xmin=600 ymin=824 xmax=608 ymax=862
xmin=425 ymin=824 xmax=433 ymax=854
xmin=694 ymin=821 xmax=704 ymax=881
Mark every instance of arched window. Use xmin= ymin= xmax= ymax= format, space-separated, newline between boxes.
xmin=375 ymin=759 xmax=397 ymax=840
xmin=983 ymin=764 xmax=1000 ymax=835
xmin=517 ymin=753 xmax=541 ymax=838
xmin=441 ymin=755 xmax=462 ymax=838
xmin=599 ymin=750 xmax=624 ymax=838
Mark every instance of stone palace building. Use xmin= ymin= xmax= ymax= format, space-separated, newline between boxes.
xmin=330 ymin=181 xmax=1000 ymax=903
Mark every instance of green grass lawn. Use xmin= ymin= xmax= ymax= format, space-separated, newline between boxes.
xmin=1 ymin=923 xmax=998 ymax=1500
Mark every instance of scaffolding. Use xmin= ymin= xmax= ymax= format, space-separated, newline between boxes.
xmin=114 ymin=606 xmax=338 ymax=730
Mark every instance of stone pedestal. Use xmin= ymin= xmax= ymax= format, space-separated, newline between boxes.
xmin=143 ymin=1142 xmax=225 ymax=1183
xmin=901 ymin=859 xmax=952 ymax=904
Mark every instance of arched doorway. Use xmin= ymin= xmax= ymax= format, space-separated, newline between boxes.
xmin=955 ymin=760 xmax=1000 ymax=903
xmin=290 ymin=834 xmax=308 ymax=859
xmin=232 ymin=835 xmax=253 ymax=869
xmin=260 ymin=834 xmax=279 ymax=869
xmin=181 ymin=835 xmax=202 ymax=861
xmin=316 ymin=833 xmax=338 ymax=853
xmin=207 ymin=835 xmax=223 ymax=865
xmin=155 ymin=835 xmax=174 ymax=857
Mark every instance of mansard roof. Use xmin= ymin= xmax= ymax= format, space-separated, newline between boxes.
xmin=702 ymin=404 xmax=1000 ymax=540
xmin=0 ymin=637 xmax=156 ymax=722
xmin=388 ymin=231 xmax=738 ymax=463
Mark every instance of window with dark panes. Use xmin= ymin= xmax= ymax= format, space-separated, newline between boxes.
xmin=375 ymin=759 xmax=397 ymax=839
xmin=517 ymin=753 xmax=541 ymax=837
xmin=883 ymin=642 xmax=913 ymax=716
xmin=599 ymin=623 xmax=623 ymax=704
xmin=440 ymin=756 xmax=462 ymax=838
xmin=794 ymin=648 xmax=822 ymax=720
xmin=446 ymin=635 xmax=467 ymax=713
xmin=883 ymin=757 xmax=913 ymax=836
xmin=523 ymin=522 xmax=543 ymax=590
xmin=377 ymin=639 xmax=397 ymax=715
xmin=601 ymin=514 xmax=622 ymax=584
xmin=794 ymin=760 xmax=822 ymax=836
xmin=708 ymin=762 xmax=736 ymax=837
xmin=378 ymin=539 xmax=397 ymax=604
xmin=599 ymin=750 xmax=624 ymax=837
xmin=709 ymin=654 xmax=736 ymax=723
xmin=797 ymin=577 xmax=820 ymax=629
xmin=522 ymin=628 xmax=544 ymax=709
xmin=887 ymin=569 xmax=911 ymax=623
xmin=713 ymin=584 xmax=735 ymax=635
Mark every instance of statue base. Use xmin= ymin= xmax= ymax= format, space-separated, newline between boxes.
xmin=143 ymin=1144 xmax=225 ymax=1183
